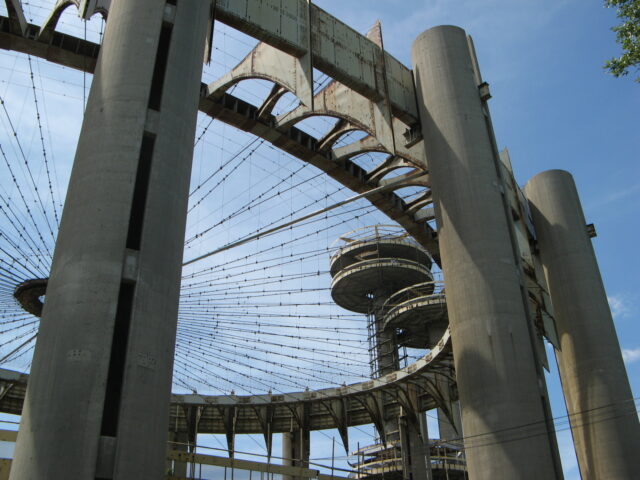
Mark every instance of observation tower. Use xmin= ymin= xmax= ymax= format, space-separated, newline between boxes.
xmin=330 ymin=226 xmax=434 ymax=376
xmin=331 ymin=226 xmax=465 ymax=480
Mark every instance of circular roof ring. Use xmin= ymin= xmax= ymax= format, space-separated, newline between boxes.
xmin=384 ymin=292 xmax=449 ymax=349
xmin=330 ymin=237 xmax=433 ymax=277
xmin=330 ymin=258 xmax=433 ymax=313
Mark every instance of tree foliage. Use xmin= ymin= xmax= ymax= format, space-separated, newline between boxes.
xmin=605 ymin=0 xmax=640 ymax=81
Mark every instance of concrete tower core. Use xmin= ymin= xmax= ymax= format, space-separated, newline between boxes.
xmin=9 ymin=0 xmax=210 ymax=478
xmin=411 ymin=26 xmax=563 ymax=479
xmin=330 ymin=228 xmax=433 ymax=479
xmin=525 ymin=170 xmax=640 ymax=479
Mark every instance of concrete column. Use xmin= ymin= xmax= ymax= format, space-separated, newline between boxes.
xmin=525 ymin=170 xmax=640 ymax=480
xmin=435 ymin=370 xmax=463 ymax=443
xmin=437 ymin=403 xmax=462 ymax=443
xmin=10 ymin=1 xmax=210 ymax=479
xmin=399 ymin=413 xmax=430 ymax=480
xmin=419 ymin=412 xmax=433 ymax=480
xmin=372 ymin=295 xmax=402 ymax=445
xmin=168 ymin=430 xmax=190 ymax=478
xmin=373 ymin=294 xmax=399 ymax=377
xmin=411 ymin=26 xmax=562 ymax=479
xmin=282 ymin=429 xmax=310 ymax=480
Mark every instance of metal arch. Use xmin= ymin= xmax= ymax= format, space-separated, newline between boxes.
xmin=315 ymin=119 xmax=364 ymax=153
xmin=331 ymin=119 xmax=427 ymax=169
xmin=365 ymin=156 xmax=420 ymax=185
xmin=198 ymin=90 xmax=439 ymax=260
xmin=79 ymin=0 xmax=111 ymax=19
xmin=40 ymin=0 xmax=80 ymax=35
xmin=274 ymin=79 xmax=395 ymax=153
xmin=206 ymin=39 xmax=405 ymax=158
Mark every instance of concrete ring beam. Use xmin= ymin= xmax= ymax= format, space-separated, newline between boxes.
xmin=329 ymin=238 xmax=433 ymax=277
xmin=0 ymin=328 xmax=454 ymax=434
xmin=383 ymin=293 xmax=448 ymax=349
xmin=5 ymin=281 xmax=454 ymax=434
xmin=381 ymin=280 xmax=439 ymax=308
xmin=330 ymin=258 xmax=433 ymax=313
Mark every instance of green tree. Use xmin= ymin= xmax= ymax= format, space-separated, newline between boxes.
xmin=605 ymin=0 xmax=640 ymax=81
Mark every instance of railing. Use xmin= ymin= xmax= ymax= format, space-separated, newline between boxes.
xmin=0 ymin=430 xmax=349 ymax=480
xmin=167 ymin=450 xmax=349 ymax=480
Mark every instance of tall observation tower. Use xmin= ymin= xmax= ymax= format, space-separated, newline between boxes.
xmin=330 ymin=226 xmax=465 ymax=479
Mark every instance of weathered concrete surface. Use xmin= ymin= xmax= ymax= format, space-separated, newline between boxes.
xmin=9 ymin=0 xmax=209 ymax=478
xmin=525 ymin=170 xmax=640 ymax=480
xmin=283 ymin=429 xmax=310 ymax=480
xmin=411 ymin=25 xmax=562 ymax=479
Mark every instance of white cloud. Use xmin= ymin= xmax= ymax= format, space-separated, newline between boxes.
xmin=622 ymin=348 xmax=640 ymax=365
xmin=608 ymin=294 xmax=630 ymax=320
xmin=594 ymin=183 xmax=640 ymax=208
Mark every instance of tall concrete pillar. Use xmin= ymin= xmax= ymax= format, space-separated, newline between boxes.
xmin=10 ymin=1 xmax=210 ymax=479
xmin=411 ymin=26 xmax=562 ymax=479
xmin=399 ymin=412 xmax=429 ymax=480
xmin=372 ymin=295 xmax=401 ymax=444
xmin=525 ymin=170 xmax=640 ymax=479
xmin=373 ymin=294 xmax=399 ymax=378
xmin=282 ymin=429 xmax=310 ymax=480
xmin=418 ymin=412 xmax=433 ymax=480
xmin=168 ymin=430 xmax=190 ymax=478
xmin=435 ymin=370 xmax=463 ymax=443
xmin=437 ymin=403 xmax=462 ymax=443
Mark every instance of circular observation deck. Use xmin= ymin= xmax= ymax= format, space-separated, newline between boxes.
xmin=330 ymin=226 xmax=434 ymax=313
xmin=329 ymin=237 xmax=433 ymax=277
xmin=331 ymin=258 xmax=433 ymax=313
xmin=13 ymin=278 xmax=47 ymax=317
xmin=382 ymin=282 xmax=448 ymax=349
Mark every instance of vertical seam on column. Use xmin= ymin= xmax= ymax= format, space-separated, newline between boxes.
xmin=125 ymin=132 xmax=156 ymax=250
xmin=147 ymin=20 xmax=174 ymax=111
xmin=100 ymin=282 xmax=135 ymax=437
xmin=97 ymin=0 xmax=175 ymax=460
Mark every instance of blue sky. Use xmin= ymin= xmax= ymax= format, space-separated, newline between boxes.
xmin=0 ymin=1 xmax=638 ymax=479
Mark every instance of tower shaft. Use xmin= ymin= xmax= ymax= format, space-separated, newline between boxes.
xmin=411 ymin=26 xmax=562 ymax=479
xmin=525 ymin=170 xmax=640 ymax=479
xmin=10 ymin=1 xmax=210 ymax=478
